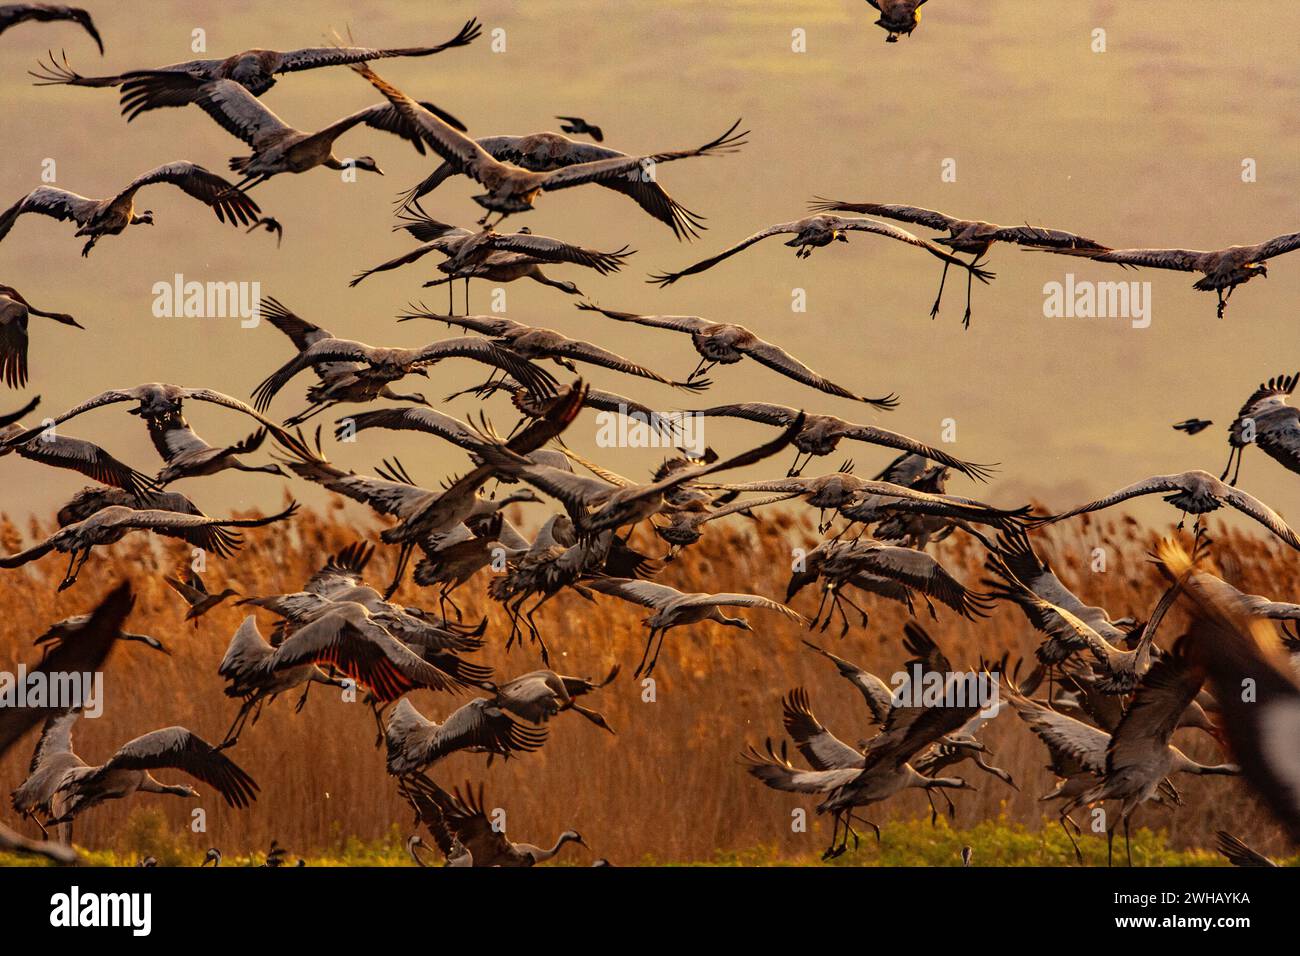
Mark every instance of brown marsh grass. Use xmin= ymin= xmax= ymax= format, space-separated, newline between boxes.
xmin=0 ymin=498 xmax=1294 ymax=864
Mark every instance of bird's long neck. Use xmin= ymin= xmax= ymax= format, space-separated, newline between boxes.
xmin=406 ymin=837 xmax=428 ymax=867
xmin=1170 ymin=747 xmax=1238 ymax=776
xmin=536 ymin=833 xmax=575 ymax=862
xmin=232 ymin=460 xmax=281 ymax=475
xmin=529 ymin=271 xmax=577 ymax=293
xmin=919 ymin=774 xmax=966 ymax=790
xmin=1187 ymin=760 xmax=1239 ymax=776
xmin=495 ymin=491 xmax=535 ymax=508
xmin=379 ymin=386 xmax=425 ymax=404
xmin=139 ymin=774 xmax=190 ymax=796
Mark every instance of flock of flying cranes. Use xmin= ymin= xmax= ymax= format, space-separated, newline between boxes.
xmin=0 ymin=6 xmax=1298 ymax=868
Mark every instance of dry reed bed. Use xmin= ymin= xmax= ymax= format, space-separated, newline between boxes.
xmin=0 ymin=499 xmax=1295 ymax=863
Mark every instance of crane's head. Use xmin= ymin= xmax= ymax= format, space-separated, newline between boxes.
xmin=134 ymin=210 xmax=156 ymax=225
xmin=561 ymin=830 xmax=589 ymax=849
xmin=352 ymin=157 xmax=384 ymax=176
xmin=786 ymin=566 xmax=818 ymax=603
xmin=497 ymin=487 xmax=542 ymax=506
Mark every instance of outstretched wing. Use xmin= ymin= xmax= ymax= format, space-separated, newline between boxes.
xmin=585 ymin=576 xmax=683 ymax=609
xmin=481 ymin=135 xmax=707 ymax=241
xmin=1222 ymin=486 xmax=1300 ymax=550
xmin=781 ymin=688 xmax=864 ymax=770
xmin=0 ymin=5 xmax=102 ymax=53
xmin=679 ymin=591 xmax=805 ymax=623
xmin=276 ymin=19 xmax=482 ymax=74
xmin=180 ymin=386 xmax=313 ymax=457
xmin=693 ymin=401 xmax=801 ymax=427
xmin=802 ymin=640 xmax=895 ymax=723
xmin=1247 ymin=231 xmax=1300 ymax=263
xmin=15 ymin=433 xmax=158 ymax=498
xmin=187 ymin=77 xmax=293 ymax=147
xmin=0 ymin=186 xmax=98 ymax=242
xmin=648 ymin=219 xmax=804 ymax=286
xmin=836 ymin=421 xmax=992 ymax=481
xmin=1005 ymin=684 xmax=1109 ymax=776
xmin=0 ymin=583 xmax=132 ymax=758
xmin=266 ymin=613 xmax=459 ymax=701
xmin=739 ymin=338 xmax=874 ymax=402
xmin=575 ymin=303 xmax=711 ymax=334
xmin=834 ymin=216 xmax=978 ymax=268
xmin=537 ymin=119 xmax=746 ymax=193
xmin=1081 ymin=247 xmax=1207 ymax=272
xmin=101 ymin=501 xmax=299 ymax=557
xmin=991 ymin=528 xmax=1125 ymax=640
xmin=98 ymin=727 xmax=258 ymax=808
xmin=1040 ymin=474 xmax=1187 ymax=522
xmin=1106 ymin=649 xmax=1204 ymax=773
xmin=116 ymin=162 xmax=260 ymax=226
xmin=349 ymin=62 xmax=499 ymax=181
xmin=807 ymin=199 xmax=957 ymax=232
xmin=483 ymin=233 xmax=631 ymax=274
xmin=338 ymin=407 xmax=480 ymax=452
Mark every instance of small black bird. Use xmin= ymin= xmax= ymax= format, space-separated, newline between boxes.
xmin=247 ymin=216 xmax=283 ymax=247
xmin=555 ymin=115 xmax=603 ymax=142
xmin=1172 ymin=418 xmax=1213 ymax=435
